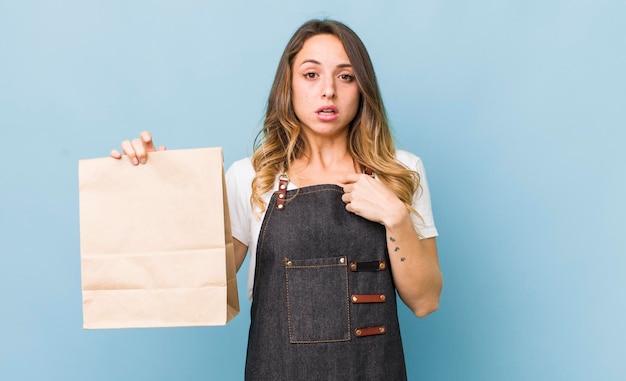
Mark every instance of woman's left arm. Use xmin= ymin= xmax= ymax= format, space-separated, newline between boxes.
xmin=341 ymin=174 xmax=443 ymax=318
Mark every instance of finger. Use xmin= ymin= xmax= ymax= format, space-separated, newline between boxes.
xmin=110 ymin=149 xmax=122 ymax=159
xmin=157 ymin=145 xmax=167 ymax=151
xmin=341 ymin=193 xmax=350 ymax=204
xmin=339 ymin=174 xmax=356 ymax=186
xmin=131 ymin=138 xmax=148 ymax=164
xmin=140 ymin=131 xmax=157 ymax=152
xmin=121 ymin=140 xmax=139 ymax=165
xmin=345 ymin=202 xmax=355 ymax=214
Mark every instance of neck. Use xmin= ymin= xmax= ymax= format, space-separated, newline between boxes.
xmin=288 ymin=138 xmax=357 ymax=187
xmin=297 ymin=131 xmax=350 ymax=167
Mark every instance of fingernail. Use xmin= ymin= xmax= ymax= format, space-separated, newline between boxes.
xmin=133 ymin=157 xmax=139 ymax=165
xmin=140 ymin=158 xmax=147 ymax=164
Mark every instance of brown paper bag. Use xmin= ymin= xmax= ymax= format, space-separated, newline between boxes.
xmin=78 ymin=147 xmax=239 ymax=329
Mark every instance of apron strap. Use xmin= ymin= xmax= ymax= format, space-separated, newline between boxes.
xmin=276 ymin=174 xmax=289 ymax=210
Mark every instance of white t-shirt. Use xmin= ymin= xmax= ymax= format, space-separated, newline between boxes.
xmin=226 ymin=150 xmax=438 ymax=300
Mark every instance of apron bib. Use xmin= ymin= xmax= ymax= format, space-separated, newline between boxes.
xmin=245 ymin=184 xmax=407 ymax=381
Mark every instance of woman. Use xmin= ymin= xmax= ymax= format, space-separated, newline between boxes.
xmin=112 ymin=19 xmax=442 ymax=381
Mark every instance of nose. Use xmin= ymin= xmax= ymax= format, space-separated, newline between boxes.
xmin=321 ymin=77 xmax=336 ymax=99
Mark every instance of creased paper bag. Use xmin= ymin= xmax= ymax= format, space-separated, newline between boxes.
xmin=78 ymin=147 xmax=239 ymax=329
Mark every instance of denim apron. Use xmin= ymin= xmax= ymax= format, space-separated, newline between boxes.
xmin=245 ymin=183 xmax=407 ymax=381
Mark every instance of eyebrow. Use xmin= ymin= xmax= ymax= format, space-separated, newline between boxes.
xmin=298 ymin=59 xmax=352 ymax=69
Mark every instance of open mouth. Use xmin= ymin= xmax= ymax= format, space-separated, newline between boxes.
xmin=316 ymin=105 xmax=338 ymax=115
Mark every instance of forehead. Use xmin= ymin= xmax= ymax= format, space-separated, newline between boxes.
xmin=294 ymin=34 xmax=350 ymax=64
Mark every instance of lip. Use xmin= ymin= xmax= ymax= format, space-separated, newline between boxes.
xmin=315 ymin=105 xmax=339 ymax=122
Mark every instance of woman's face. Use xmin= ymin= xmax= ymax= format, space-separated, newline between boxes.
xmin=291 ymin=34 xmax=360 ymax=140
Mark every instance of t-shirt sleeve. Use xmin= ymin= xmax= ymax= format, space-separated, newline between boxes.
xmin=397 ymin=151 xmax=439 ymax=239
xmin=225 ymin=158 xmax=255 ymax=247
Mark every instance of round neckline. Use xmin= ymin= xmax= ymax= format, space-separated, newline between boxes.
xmin=285 ymin=182 xmax=343 ymax=192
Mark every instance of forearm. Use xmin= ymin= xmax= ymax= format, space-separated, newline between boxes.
xmin=233 ymin=238 xmax=249 ymax=272
xmin=383 ymin=209 xmax=442 ymax=318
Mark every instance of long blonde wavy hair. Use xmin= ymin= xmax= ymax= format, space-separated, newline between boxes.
xmin=251 ymin=19 xmax=420 ymax=214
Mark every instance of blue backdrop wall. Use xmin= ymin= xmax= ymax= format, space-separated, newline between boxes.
xmin=1 ymin=1 xmax=624 ymax=380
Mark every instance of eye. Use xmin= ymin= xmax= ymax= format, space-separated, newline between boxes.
xmin=304 ymin=72 xmax=318 ymax=79
xmin=339 ymin=74 xmax=355 ymax=82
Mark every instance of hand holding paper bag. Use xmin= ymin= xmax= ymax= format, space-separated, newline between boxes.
xmin=79 ymin=147 xmax=239 ymax=329
xmin=109 ymin=130 xmax=166 ymax=166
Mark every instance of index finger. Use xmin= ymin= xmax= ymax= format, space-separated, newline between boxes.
xmin=339 ymin=173 xmax=361 ymax=185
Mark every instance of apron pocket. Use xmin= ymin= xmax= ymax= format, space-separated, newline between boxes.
xmin=284 ymin=256 xmax=350 ymax=343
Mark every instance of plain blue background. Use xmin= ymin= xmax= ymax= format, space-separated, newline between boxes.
xmin=1 ymin=0 xmax=624 ymax=380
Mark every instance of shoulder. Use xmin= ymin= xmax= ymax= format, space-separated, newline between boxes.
xmin=225 ymin=157 xmax=256 ymax=200
xmin=226 ymin=157 xmax=255 ymax=180
xmin=395 ymin=149 xmax=425 ymax=173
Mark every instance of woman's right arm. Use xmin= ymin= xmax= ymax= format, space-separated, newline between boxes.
xmin=234 ymin=239 xmax=249 ymax=272
xmin=110 ymin=130 xmax=167 ymax=164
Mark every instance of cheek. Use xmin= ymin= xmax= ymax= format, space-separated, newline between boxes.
xmin=347 ymin=91 xmax=361 ymax=116
xmin=291 ymin=80 xmax=307 ymax=103
xmin=292 ymin=81 xmax=316 ymax=112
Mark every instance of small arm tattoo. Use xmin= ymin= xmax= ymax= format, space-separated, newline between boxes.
xmin=390 ymin=236 xmax=400 ymax=252
xmin=389 ymin=237 xmax=400 ymax=252
xmin=401 ymin=257 xmax=406 ymax=262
